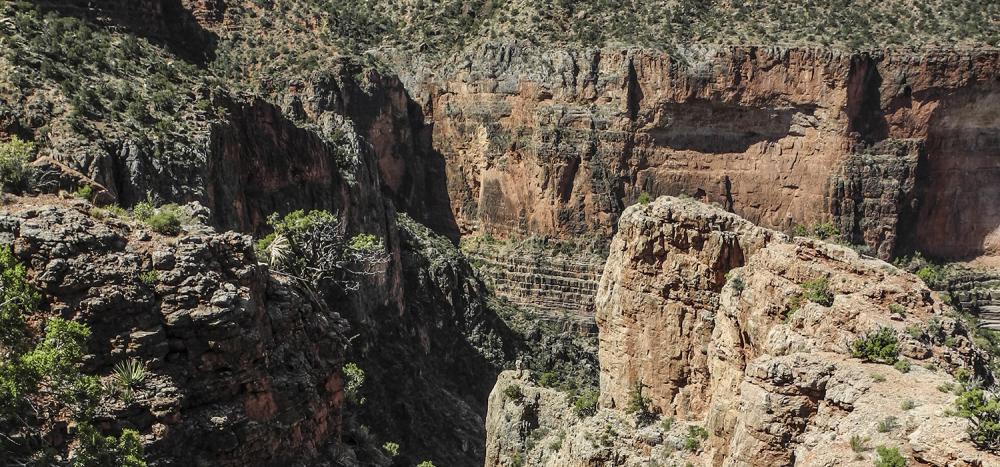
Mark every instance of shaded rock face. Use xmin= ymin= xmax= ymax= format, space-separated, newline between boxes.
xmin=0 ymin=199 xmax=350 ymax=466
xmin=397 ymin=45 xmax=1000 ymax=260
xmin=484 ymin=196 xmax=999 ymax=466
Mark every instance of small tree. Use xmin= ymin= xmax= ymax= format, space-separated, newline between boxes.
xmin=850 ymin=327 xmax=900 ymax=364
xmin=626 ymin=380 xmax=654 ymax=424
xmin=874 ymin=445 xmax=906 ymax=467
xmin=0 ymin=136 xmax=37 ymax=193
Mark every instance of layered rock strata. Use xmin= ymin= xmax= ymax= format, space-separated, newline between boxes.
xmin=485 ymin=196 xmax=999 ymax=466
xmin=397 ymin=45 xmax=1000 ymax=261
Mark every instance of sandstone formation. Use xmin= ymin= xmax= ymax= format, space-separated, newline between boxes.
xmin=396 ymin=45 xmax=1000 ymax=261
xmin=485 ymin=196 xmax=1000 ymax=466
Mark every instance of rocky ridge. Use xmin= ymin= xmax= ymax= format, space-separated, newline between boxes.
xmin=485 ymin=196 xmax=999 ymax=466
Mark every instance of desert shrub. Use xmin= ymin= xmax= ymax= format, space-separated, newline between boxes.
xmin=850 ymin=327 xmax=900 ymax=364
xmin=75 ymin=184 xmax=94 ymax=200
xmin=874 ymin=445 xmax=906 ymax=467
xmin=0 ymin=136 xmax=37 ymax=193
xmin=889 ymin=303 xmax=906 ymax=316
xmin=901 ymin=399 xmax=916 ymax=411
xmin=871 ymin=373 xmax=886 ymax=382
xmin=661 ymin=416 xmax=675 ymax=431
xmin=877 ymin=416 xmax=897 ymax=433
xmin=626 ymin=380 xmax=654 ymax=424
xmin=916 ymin=264 xmax=945 ymax=285
xmin=112 ymin=358 xmax=147 ymax=403
xmin=145 ymin=205 xmax=182 ymax=235
xmin=726 ymin=272 xmax=744 ymax=294
xmin=802 ymin=276 xmax=833 ymax=306
xmin=812 ymin=222 xmax=840 ymax=240
xmin=342 ymin=362 xmax=366 ymax=405
xmin=537 ymin=371 xmax=558 ymax=387
xmin=954 ymin=388 xmax=1000 ymax=451
xmin=573 ymin=388 xmax=599 ymax=417
xmin=637 ymin=191 xmax=651 ymax=205
xmin=75 ymin=424 xmax=146 ymax=467
xmin=683 ymin=425 xmax=709 ymax=452
xmin=381 ymin=441 xmax=399 ymax=457
xmin=850 ymin=434 xmax=871 ymax=452
xmin=257 ymin=210 xmax=387 ymax=291
xmin=894 ymin=359 xmax=911 ymax=373
xmin=0 ymin=245 xmax=143 ymax=464
xmin=503 ymin=383 xmax=524 ymax=402
xmin=139 ymin=270 xmax=159 ymax=286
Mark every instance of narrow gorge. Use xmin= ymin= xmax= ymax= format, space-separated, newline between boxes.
xmin=1 ymin=1 xmax=999 ymax=466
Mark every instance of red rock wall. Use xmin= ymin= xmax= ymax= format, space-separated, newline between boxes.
xmin=399 ymin=45 xmax=1000 ymax=260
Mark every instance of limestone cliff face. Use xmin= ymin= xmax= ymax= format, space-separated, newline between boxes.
xmin=396 ymin=45 xmax=1000 ymax=260
xmin=485 ymin=197 xmax=1000 ymax=466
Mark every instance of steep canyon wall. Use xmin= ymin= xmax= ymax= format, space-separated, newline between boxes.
xmin=397 ymin=45 xmax=1000 ymax=262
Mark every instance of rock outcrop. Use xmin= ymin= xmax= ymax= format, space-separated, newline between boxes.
xmin=397 ymin=45 xmax=1000 ymax=261
xmin=485 ymin=196 xmax=1000 ymax=466
xmin=0 ymin=197 xmax=353 ymax=466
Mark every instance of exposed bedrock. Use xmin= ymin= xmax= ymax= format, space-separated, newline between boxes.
xmin=483 ymin=196 xmax=1000 ymax=466
xmin=393 ymin=45 xmax=1000 ymax=261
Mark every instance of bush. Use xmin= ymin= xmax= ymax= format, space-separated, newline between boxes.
xmin=637 ymin=192 xmax=651 ymax=205
xmin=683 ymin=425 xmax=709 ymax=452
xmin=416 ymin=462 xmax=435 ymax=467
xmin=75 ymin=424 xmax=146 ymax=467
xmin=626 ymin=380 xmax=654 ymax=424
xmin=0 ymin=136 xmax=37 ymax=193
xmin=381 ymin=441 xmax=399 ymax=458
xmin=75 ymin=184 xmax=94 ymax=200
xmin=877 ymin=416 xmax=897 ymax=433
xmin=342 ymin=362 xmax=366 ymax=405
xmin=573 ymin=388 xmax=599 ymax=417
xmin=802 ymin=276 xmax=833 ymax=306
xmin=916 ymin=264 xmax=945 ymax=285
xmin=850 ymin=327 xmax=900 ymax=364
xmin=503 ymin=383 xmax=524 ymax=402
xmin=812 ymin=222 xmax=840 ymax=240
xmin=874 ymin=445 xmax=906 ymax=467
xmin=850 ymin=434 xmax=870 ymax=453
xmin=145 ymin=206 xmax=182 ymax=235
xmin=955 ymin=388 xmax=1000 ymax=451
xmin=893 ymin=359 xmax=911 ymax=373
xmin=889 ymin=303 xmax=906 ymax=316
xmin=901 ymin=399 xmax=916 ymax=411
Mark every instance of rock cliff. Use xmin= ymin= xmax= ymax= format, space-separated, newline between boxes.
xmin=485 ymin=196 xmax=1000 ymax=466
xmin=396 ymin=45 xmax=1000 ymax=261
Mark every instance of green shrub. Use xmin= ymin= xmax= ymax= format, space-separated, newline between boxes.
xmin=893 ymin=359 xmax=911 ymax=373
xmin=850 ymin=434 xmax=871 ymax=452
xmin=74 ymin=424 xmax=146 ymax=467
xmin=637 ymin=192 xmax=651 ymax=205
xmin=537 ymin=371 xmax=558 ymax=388
xmin=901 ymin=399 xmax=916 ymax=411
xmin=850 ymin=327 xmax=900 ymax=364
xmin=573 ymin=388 xmax=599 ymax=417
xmin=416 ymin=461 xmax=435 ymax=467
xmin=683 ymin=425 xmax=709 ymax=452
xmin=503 ymin=383 xmax=524 ymax=402
xmin=954 ymin=388 xmax=1000 ymax=450
xmin=874 ymin=445 xmax=906 ymax=467
xmin=871 ymin=373 xmax=886 ymax=383
xmin=802 ymin=276 xmax=833 ymax=306
xmin=75 ymin=184 xmax=94 ymax=200
xmin=0 ymin=136 xmax=37 ymax=193
xmin=877 ymin=416 xmax=897 ymax=433
xmin=382 ymin=441 xmax=399 ymax=458
xmin=812 ymin=222 xmax=840 ymax=240
xmin=916 ymin=265 xmax=945 ymax=285
xmin=145 ymin=206 xmax=182 ymax=235
xmin=342 ymin=362 xmax=366 ymax=405
xmin=661 ymin=416 xmax=675 ymax=431
xmin=626 ymin=380 xmax=654 ymax=424
xmin=888 ymin=303 xmax=906 ymax=316
xmin=139 ymin=270 xmax=159 ymax=286
xmin=349 ymin=233 xmax=381 ymax=252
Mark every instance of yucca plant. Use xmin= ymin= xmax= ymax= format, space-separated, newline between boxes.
xmin=112 ymin=358 xmax=147 ymax=403
xmin=267 ymin=233 xmax=292 ymax=267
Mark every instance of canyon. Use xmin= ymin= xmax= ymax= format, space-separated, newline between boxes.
xmin=1 ymin=1 xmax=1000 ymax=466
xmin=485 ymin=197 xmax=999 ymax=466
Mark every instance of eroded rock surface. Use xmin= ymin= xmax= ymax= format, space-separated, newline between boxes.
xmin=486 ymin=197 xmax=1000 ymax=466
